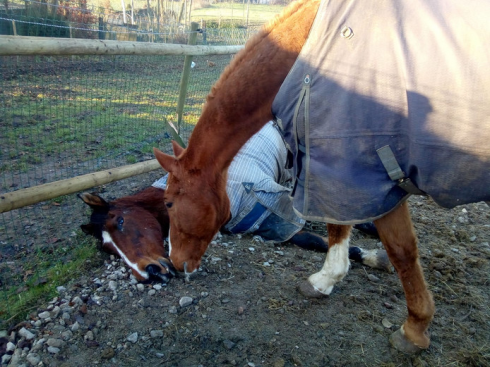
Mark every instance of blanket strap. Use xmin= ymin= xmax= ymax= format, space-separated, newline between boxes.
xmin=377 ymin=145 xmax=426 ymax=195
xmin=290 ymin=74 xmax=311 ymax=196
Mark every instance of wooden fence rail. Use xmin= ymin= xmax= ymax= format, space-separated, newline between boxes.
xmin=0 ymin=35 xmax=243 ymax=56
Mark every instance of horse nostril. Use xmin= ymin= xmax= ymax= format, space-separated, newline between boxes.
xmin=146 ymin=264 xmax=162 ymax=276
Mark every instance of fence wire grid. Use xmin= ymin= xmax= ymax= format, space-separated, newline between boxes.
xmin=0 ymin=31 xmax=245 ymax=326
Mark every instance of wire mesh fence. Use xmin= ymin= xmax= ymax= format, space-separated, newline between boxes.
xmin=0 ymin=34 xmax=244 ymax=326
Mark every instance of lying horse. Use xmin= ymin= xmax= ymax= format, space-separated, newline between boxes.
xmin=152 ymin=0 xmax=490 ymax=354
xmin=80 ymin=186 xmax=390 ymax=282
xmin=79 ymin=188 xmax=175 ymax=283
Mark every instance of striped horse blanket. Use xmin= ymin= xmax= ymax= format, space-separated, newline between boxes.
xmin=272 ymin=0 xmax=490 ymax=224
xmin=153 ymin=122 xmax=305 ymax=241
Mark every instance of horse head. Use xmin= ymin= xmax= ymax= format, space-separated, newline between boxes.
xmin=79 ymin=189 xmax=175 ymax=283
xmin=153 ymin=142 xmax=231 ymax=279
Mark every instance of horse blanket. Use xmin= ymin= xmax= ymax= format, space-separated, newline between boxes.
xmin=153 ymin=121 xmax=305 ymax=241
xmin=272 ymin=0 xmax=490 ymax=224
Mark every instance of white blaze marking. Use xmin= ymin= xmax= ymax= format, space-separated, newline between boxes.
xmin=167 ymin=228 xmax=172 ymax=256
xmin=102 ymin=231 xmax=149 ymax=279
xmin=308 ymin=237 xmax=350 ymax=295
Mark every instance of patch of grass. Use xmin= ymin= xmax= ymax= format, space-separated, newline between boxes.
xmin=126 ymin=155 xmax=137 ymax=164
xmin=0 ymin=233 xmax=100 ymax=328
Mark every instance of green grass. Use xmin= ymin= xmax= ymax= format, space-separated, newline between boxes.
xmin=0 ymin=54 xmax=224 ymax=183
xmin=0 ymin=233 xmax=100 ymax=327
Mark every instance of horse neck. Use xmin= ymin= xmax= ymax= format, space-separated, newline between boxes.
xmin=114 ymin=187 xmax=167 ymax=221
xmin=182 ymin=0 xmax=319 ymax=174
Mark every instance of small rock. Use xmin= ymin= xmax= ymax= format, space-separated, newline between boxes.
xmin=26 ymin=353 xmax=41 ymax=366
xmin=382 ymin=318 xmax=393 ymax=329
xmin=19 ymin=327 xmax=36 ymax=340
xmin=6 ymin=341 xmax=16 ymax=352
xmin=56 ymin=286 xmax=66 ymax=293
xmin=61 ymin=330 xmax=73 ymax=341
xmin=38 ymin=311 xmax=51 ymax=319
xmin=179 ymin=296 xmax=193 ymax=307
xmin=47 ymin=338 xmax=64 ymax=348
xmin=47 ymin=346 xmax=60 ymax=354
xmin=137 ymin=283 xmax=145 ymax=292
xmin=148 ymin=289 xmax=156 ymax=296
xmin=238 ymin=306 xmax=245 ymax=315
xmin=108 ymin=281 xmax=117 ymax=291
xmin=71 ymin=322 xmax=80 ymax=332
xmin=291 ymin=354 xmax=304 ymax=366
xmin=223 ymin=339 xmax=235 ymax=350
xmin=1 ymin=354 xmax=12 ymax=364
xmin=169 ymin=306 xmax=178 ymax=314
xmin=72 ymin=296 xmax=83 ymax=306
xmin=150 ymin=330 xmax=164 ymax=338
xmin=153 ymin=284 xmax=162 ymax=291
xmin=273 ymin=358 xmax=286 ymax=367
xmin=127 ymin=332 xmax=138 ymax=343
xmin=101 ymin=347 xmax=115 ymax=359
xmin=84 ymin=331 xmax=94 ymax=341
xmin=367 ymin=274 xmax=380 ymax=282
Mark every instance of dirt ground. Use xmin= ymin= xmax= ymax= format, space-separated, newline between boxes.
xmin=2 ymin=172 xmax=490 ymax=367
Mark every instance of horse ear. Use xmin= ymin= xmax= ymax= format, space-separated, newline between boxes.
xmin=80 ymin=223 xmax=96 ymax=236
xmin=153 ymin=147 xmax=177 ymax=173
xmin=78 ymin=192 xmax=109 ymax=209
xmin=171 ymin=140 xmax=185 ymax=157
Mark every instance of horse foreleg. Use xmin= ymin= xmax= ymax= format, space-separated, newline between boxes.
xmin=298 ymin=224 xmax=351 ymax=297
xmin=374 ymin=201 xmax=435 ymax=353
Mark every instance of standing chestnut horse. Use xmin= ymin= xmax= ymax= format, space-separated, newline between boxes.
xmin=153 ymin=0 xmax=490 ymax=354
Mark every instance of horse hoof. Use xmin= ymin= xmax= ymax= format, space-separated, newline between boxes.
xmin=360 ymin=249 xmax=393 ymax=273
xmin=374 ymin=249 xmax=393 ymax=273
xmin=390 ymin=328 xmax=426 ymax=354
xmin=297 ymin=280 xmax=328 ymax=298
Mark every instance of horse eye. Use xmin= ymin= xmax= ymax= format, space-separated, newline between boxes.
xmin=165 ymin=202 xmax=173 ymax=209
xmin=117 ymin=217 xmax=124 ymax=230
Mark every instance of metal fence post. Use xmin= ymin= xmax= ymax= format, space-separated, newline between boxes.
xmin=175 ymin=21 xmax=198 ymax=141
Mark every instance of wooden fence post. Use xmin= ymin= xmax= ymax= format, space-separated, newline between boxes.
xmin=201 ymin=18 xmax=207 ymax=45
xmin=98 ymin=17 xmax=104 ymax=40
xmin=175 ymin=22 xmax=199 ymax=137
xmin=12 ymin=20 xmax=17 ymax=36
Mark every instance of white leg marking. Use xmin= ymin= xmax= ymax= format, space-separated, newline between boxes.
xmin=102 ymin=231 xmax=149 ymax=279
xmin=308 ymin=237 xmax=350 ymax=295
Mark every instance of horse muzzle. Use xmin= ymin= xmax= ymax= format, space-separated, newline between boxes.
xmin=144 ymin=258 xmax=176 ymax=284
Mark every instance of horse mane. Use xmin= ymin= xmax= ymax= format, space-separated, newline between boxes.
xmin=205 ymin=0 xmax=312 ymax=105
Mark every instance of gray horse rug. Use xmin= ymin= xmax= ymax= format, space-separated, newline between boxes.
xmin=272 ymin=0 xmax=490 ymax=224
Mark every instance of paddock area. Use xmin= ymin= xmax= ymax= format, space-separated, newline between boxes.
xmin=3 ymin=170 xmax=489 ymax=366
